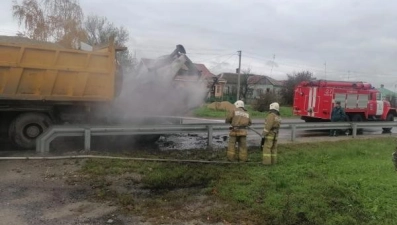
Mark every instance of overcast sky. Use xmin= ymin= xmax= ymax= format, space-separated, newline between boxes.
xmin=1 ymin=0 xmax=397 ymax=90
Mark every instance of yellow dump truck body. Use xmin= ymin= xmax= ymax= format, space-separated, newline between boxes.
xmin=0 ymin=39 xmax=117 ymax=102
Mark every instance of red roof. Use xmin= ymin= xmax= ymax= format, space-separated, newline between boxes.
xmin=195 ymin=63 xmax=214 ymax=79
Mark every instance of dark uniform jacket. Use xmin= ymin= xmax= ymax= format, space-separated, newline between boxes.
xmin=331 ymin=106 xmax=346 ymax=122
xmin=226 ymin=107 xmax=252 ymax=136
xmin=263 ymin=110 xmax=281 ymax=137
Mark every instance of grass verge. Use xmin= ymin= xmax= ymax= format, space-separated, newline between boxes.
xmin=192 ymin=104 xmax=294 ymax=118
xmin=76 ymin=137 xmax=397 ymax=224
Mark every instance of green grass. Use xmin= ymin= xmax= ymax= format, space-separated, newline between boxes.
xmin=192 ymin=104 xmax=294 ymax=118
xmin=78 ymin=138 xmax=397 ymax=224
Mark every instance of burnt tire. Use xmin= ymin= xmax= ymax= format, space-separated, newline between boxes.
xmin=8 ymin=113 xmax=53 ymax=149
xmin=351 ymin=114 xmax=364 ymax=135
xmin=382 ymin=113 xmax=394 ymax=132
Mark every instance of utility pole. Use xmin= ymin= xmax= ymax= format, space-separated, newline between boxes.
xmin=324 ymin=61 xmax=327 ymax=80
xmin=237 ymin=50 xmax=242 ymax=101
xmin=270 ymin=54 xmax=276 ymax=76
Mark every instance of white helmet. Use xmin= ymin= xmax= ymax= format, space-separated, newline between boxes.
xmin=270 ymin=102 xmax=280 ymax=111
xmin=234 ymin=100 xmax=245 ymax=108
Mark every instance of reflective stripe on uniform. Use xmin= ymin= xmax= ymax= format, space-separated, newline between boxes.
xmin=263 ymin=154 xmax=277 ymax=156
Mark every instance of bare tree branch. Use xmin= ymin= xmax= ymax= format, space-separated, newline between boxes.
xmin=280 ymin=71 xmax=315 ymax=105
xmin=84 ymin=15 xmax=135 ymax=73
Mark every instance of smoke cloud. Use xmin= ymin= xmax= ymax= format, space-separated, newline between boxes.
xmin=106 ymin=47 xmax=208 ymax=124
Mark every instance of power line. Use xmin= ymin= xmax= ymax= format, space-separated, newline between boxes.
xmin=133 ymin=48 xmax=234 ymax=56
xmin=194 ymin=53 xmax=237 ymax=63
xmin=270 ymin=54 xmax=276 ymax=76
xmin=237 ymin=50 xmax=241 ymax=100
xmin=243 ymin=54 xmax=324 ymax=72
xmin=131 ymin=45 xmax=233 ymax=53
xmin=243 ymin=53 xmax=397 ymax=78
xmin=209 ymin=54 xmax=236 ymax=71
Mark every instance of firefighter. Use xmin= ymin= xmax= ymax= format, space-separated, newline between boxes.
xmin=262 ymin=102 xmax=282 ymax=165
xmin=225 ymin=100 xmax=252 ymax=162
xmin=330 ymin=101 xmax=347 ymax=136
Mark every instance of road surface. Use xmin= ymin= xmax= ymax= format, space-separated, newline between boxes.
xmin=155 ymin=117 xmax=395 ymax=150
xmin=0 ymin=117 xmax=394 ymax=152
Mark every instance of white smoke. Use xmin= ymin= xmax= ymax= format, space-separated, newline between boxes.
xmin=108 ymin=48 xmax=208 ymax=123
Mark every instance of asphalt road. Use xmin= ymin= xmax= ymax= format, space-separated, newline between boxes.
xmin=181 ymin=117 xmax=391 ymax=139
xmin=0 ymin=117 xmax=395 ymax=152
xmin=169 ymin=117 xmax=395 ymax=150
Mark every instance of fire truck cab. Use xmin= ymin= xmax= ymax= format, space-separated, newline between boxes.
xmin=293 ymin=80 xmax=396 ymax=131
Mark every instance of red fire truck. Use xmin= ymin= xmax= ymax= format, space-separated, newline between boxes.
xmin=293 ymin=80 xmax=396 ymax=131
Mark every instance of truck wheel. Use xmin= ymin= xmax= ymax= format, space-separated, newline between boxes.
xmin=8 ymin=113 xmax=53 ymax=149
xmin=351 ymin=114 xmax=363 ymax=134
xmin=382 ymin=113 xmax=394 ymax=132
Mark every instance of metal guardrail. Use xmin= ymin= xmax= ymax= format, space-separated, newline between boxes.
xmin=35 ymin=121 xmax=397 ymax=153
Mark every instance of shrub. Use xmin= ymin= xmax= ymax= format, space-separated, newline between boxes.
xmin=251 ymin=92 xmax=278 ymax=112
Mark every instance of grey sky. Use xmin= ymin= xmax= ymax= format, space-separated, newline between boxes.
xmin=1 ymin=0 xmax=397 ymax=90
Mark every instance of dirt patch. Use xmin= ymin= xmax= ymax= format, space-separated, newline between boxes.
xmin=0 ymin=160 xmax=143 ymax=225
xmin=0 ymin=159 xmax=227 ymax=225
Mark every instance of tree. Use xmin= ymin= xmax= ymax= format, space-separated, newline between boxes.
xmin=84 ymin=15 xmax=135 ymax=73
xmin=280 ymin=71 xmax=315 ymax=105
xmin=252 ymin=91 xmax=278 ymax=112
xmin=238 ymin=68 xmax=253 ymax=101
xmin=12 ymin=0 xmax=86 ymax=48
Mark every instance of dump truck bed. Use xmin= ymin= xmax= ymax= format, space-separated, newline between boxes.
xmin=0 ymin=38 xmax=117 ymax=102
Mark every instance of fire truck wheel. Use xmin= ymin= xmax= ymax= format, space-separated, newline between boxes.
xmin=8 ymin=113 xmax=53 ymax=149
xmin=351 ymin=114 xmax=364 ymax=134
xmin=382 ymin=114 xmax=394 ymax=132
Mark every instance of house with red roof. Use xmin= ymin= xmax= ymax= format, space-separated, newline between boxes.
xmin=136 ymin=56 xmax=226 ymax=100
xmin=218 ymin=72 xmax=284 ymax=103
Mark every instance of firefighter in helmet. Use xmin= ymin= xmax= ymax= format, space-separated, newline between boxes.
xmin=330 ymin=101 xmax=347 ymax=136
xmin=262 ymin=102 xmax=282 ymax=165
xmin=225 ymin=100 xmax=252 ymax=162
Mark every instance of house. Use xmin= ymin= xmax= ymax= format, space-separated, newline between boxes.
xmin=194 ymin=64 xmax=226 ymax=99
xmin=247 ymin=75 xmax=285 ymax=98
xmin=218 ymin=72 xmax=284 ymax=102
xmin=136 ymin=56 xmax=202 ymax=82
xmin=135 ymin=55 xmax=226 ymax=99
xmin=377 ymin=84 xmax=396 ymax=107
xmin=377 ymin=84 xmax=395 ymax=98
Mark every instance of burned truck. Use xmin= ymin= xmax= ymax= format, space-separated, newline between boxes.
xmin=0 ymin=36 xmax=207 ymax=149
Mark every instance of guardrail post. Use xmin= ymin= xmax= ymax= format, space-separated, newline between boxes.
xmin=44 ymin=135 xmax=52 ymax=153
xmin=84 ymin=128 xmax=91 ymax=151
xmin=207 ymin=125 xmax=213 ymax=149
xmin=291 ymin=124 xmax=296 ymax=142
xmin=352 ymin=123 xmax=357 ymax=138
